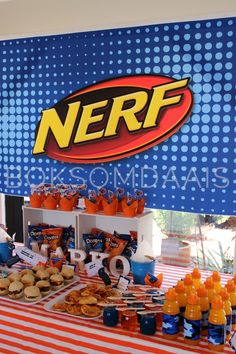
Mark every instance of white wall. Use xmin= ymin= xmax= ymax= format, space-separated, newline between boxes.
xmin=0 ymin=0 xmax=236 ymax=40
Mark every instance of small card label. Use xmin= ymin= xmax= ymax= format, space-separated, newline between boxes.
xmin=229 ymin=330 xmax=236 ymax=350
xmin=85 ymin=260 xmax=103 ymax=277
xmin=117 ymin=275 xmax=130 ymax=291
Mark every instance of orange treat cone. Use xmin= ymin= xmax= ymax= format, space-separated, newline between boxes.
xmin=137 ymin=197 xmax=145 ymax=214
xmin=59 ymin=196 xmax=74 ymax=211
xmin=43 ymin=194 xmax=58 ymax=210
xmin=122 ymin=200 xmax=138 ymax=217
xmin=84 ymin=197 xmax=99 ymax=214
xmin=29 ymin=192 xmax=42 ymax=208
xmin=102 ymin=198 xmax=118 ymax=216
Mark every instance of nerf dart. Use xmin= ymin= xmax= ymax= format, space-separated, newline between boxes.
xmin=144 ymin=272 xmax=163 ymax=288
xmin=98 ymin=267 xmax=112 ymax=286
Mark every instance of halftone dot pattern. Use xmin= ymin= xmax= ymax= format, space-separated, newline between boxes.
xmin=0 ymin=17 xmax=235 ymax=215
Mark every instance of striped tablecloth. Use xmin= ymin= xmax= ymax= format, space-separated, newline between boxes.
xmin=0 ymin=263 xmax=234 ymax=354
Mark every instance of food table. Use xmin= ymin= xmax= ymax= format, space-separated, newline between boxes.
xmin=0 ymin=263 xmax=234 ymax=354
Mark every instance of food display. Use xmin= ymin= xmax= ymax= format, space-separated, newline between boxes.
xmin=0 ymin=265 xmax=78 ymax=305
xmin=45 ymin=283 xmax=121 ymax=319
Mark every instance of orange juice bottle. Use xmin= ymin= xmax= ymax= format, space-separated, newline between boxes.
xmin=212 ymin=271 xmax=222 ymax=293
xmin=184 ymin=274 xmax=195 ymax=295
xmin=225 ymin=280 xmax=236 ymax=331
xmin=192 ymin=268 xmax=202 ymax=289
xmin=162 ymin=288 xmax=180 ymax=340
xmin=208 ymin=295 xmax=226 ymax=352
xmin=219 ymin=288 xmax=232 ymax=340
xmin=205 ymin=277 xmax=216 ymax=305
xmin=197 ymin=285 xmax=209 ymax=336
xmin=175 ymin=280 xmax=187 ymax=330
xmin=184 ymin=292 xmax=202 ymax=345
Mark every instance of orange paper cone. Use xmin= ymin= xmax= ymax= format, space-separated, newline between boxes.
xmin=102 ymin=198 xmax=118 ymax=216
xmin=84 ymin=197 xmax=99 ymax=214
xmin=122 ymin=200 xmax=138 ymax=217
xmin=43 ymin=194 xmax=58 ymax=210
xmin=29 ymin=192 xmax=42 ymax=208
xmin=59 ymin=196 xmax=74 ymax=211
xmin=137 ymin=197 xmax=145 ymax=214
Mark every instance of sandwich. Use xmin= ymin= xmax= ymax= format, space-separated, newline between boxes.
xmin=24 ymin=285 xmax=42 ymax=302
xmin=50 ymin=274 xmax=64 ymax=290
xmin=36 ymin=280 xmax=51 ymax=296
xmin=0 ymin=278 xmax=10 ymax=295
xmin=21 ymin=274 xmax=35 ymax=287
xmin=8 ymin=272 xmax=21 ymax=283
xmin=21 ymin=269 xmax=34 ymax=277
xmin=32 ymin=265 xmax=45 ymax=274
xmin=8 ymin=281 xmax=24 ymax=299
xmin=35 ymin=269 xmax=50 ymax=281
xmin=60 ymin=267 xmax=74 ymax=284
xmin=47 ymin=267 xmax=59 ymax=276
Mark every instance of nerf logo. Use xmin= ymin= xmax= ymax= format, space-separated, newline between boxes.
xmin=33 ymin=75 xmax=193 ymax=163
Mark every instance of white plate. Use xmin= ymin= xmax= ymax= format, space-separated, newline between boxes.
xmin=44 ymin=284 xmax=102 ymax=320
xmin=0 ymin=276 xmax=80 ymax=306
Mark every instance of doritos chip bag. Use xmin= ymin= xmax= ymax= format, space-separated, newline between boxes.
xmin=42 ymin=228 xmax=63 ymax=252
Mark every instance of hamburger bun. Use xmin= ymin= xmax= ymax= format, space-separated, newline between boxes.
xmin=36 ymin=280 xmax=51 ymax=296
xmin=47 ymin=267 xmax=59 ymax=276
xmin=21 ymin=269 xmax=34 ymax=277
xmin=60 ymin=267 xmax=74 ymax=284
xmin=35 ymin=269 xmax=50 ymax=281
xmin=32 ymin=265 xmax=45 ymax=274
xmin=21 ymin=274 xmax=35 ymax=287
xmin=50 ymin=274 xmax=64 ymax=290
xmin=0 ymin=278 xmax=10 ymax=295
xmin=8 ymin=272 xmax=21 ymax=283
xmin=8 ymin=281 xmax=24 ymax=299
xmin=24 ymin=286 xmax=42 ymax=302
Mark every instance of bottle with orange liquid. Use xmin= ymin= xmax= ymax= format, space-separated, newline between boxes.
xmin=184 ymin=274 xmax=195 ymax=295
xmin=219 ymin=288 xmax=232 ymax=340
xmin=205 ymin=277 xmax=216 ymax=305
xmin=192 ymin=268 xmax=202 ymax=289
xmin=225 ymin=280 xmax=236 ymax=331
xmin=208 ymin=295 xmax=226 ymax=352
xmin=175 ymin=280 xmax=187 ymax=330
xmin=197 ymin=285 xmax=209 ymax=336
xmin=212 ymin=271 xmax=222 ymax=294
xmin=183 ymin=293 xmax=202 ymax=345
xmin=162 ymin=288 xmax=180 ymax=340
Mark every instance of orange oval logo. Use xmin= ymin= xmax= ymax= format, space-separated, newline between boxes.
xmin=33 ymin=75 xmax=193 ymax=163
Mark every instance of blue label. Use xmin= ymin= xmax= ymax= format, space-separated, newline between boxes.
xmin=208 ymin=323 xmax=226 ymax=345
xmin=232 ymin=305 xmax=236 ymax=325
xmin=162 ymin=313 xmax=179 ymax=335
xmin=226 ymin=314 xmax=232 ymax=336
xmin=184 ymin=318 xmax=201 ymax=340
xmin=202 ymin=310 xmax=209 ymax=330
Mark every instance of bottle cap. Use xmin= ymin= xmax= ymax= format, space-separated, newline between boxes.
xmin=219 ymin=288 xmax=229 ymax=300
xmin=166 ymin=288 xmax=177 ymax=301
xmin=197 ymin=284 xmax=207 ymax=297
xmin=212 ymin=270 xmax=221 ymax=282
xmin=204 ymin=276 xmax=214 ymax=289
xmin=175 ymin=280 xmax=186 ymax=293
xmin=192 ymin=268 xmax=201 ymax=279
xmin=211 ymin=295 xmax=223 ymax=310
xmin=187 ymin=292 xmax=200 ymax=305
xmin=225 ymin=280 xmax=235 ymax=292
xmin=184 ymin=274 xmax=193 ymax=286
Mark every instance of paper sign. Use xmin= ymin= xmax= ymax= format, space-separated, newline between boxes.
xmin=117 ymin=275 xmax=131 ymax=291
xmin=229 ymin=331 xmax=236 ymax=351
xmin=85 ymin=260 xmax=103 ymax=277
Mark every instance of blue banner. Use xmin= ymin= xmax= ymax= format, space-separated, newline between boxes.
xmin=0 ymin=17 xmax=235 ymax=215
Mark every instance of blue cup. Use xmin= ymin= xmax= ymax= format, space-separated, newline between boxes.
xmin=0 ymin=242 xmax=13 ymax=263
xmin=103 ymin=307 xmax=119 ymax=327
xmin=130 ymin=260 xmax=156 ymax=285
xmin=140 ymin=314 xmax=157 ymax=335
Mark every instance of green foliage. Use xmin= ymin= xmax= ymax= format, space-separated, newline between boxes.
xmin=153 ymin=209 xmax=196 ymax=235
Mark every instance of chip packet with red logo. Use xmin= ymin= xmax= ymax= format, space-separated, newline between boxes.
xmin=42 ymin=227 xmax=63 ymax=252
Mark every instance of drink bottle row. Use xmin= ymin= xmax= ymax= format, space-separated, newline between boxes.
xmin=162 ymin=268 xmax=236 ymax=352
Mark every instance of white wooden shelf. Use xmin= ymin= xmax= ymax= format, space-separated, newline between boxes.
xmin=22 ymin=205 xmax=153 ymax=250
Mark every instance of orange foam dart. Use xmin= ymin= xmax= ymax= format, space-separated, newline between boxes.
xmin=84 ymin=196 xmax=99 ymax=214
xmin=144 ymin=273 xmax=163 ymax=288
xmin=29 ymin=191 xmax=42 ymax=208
